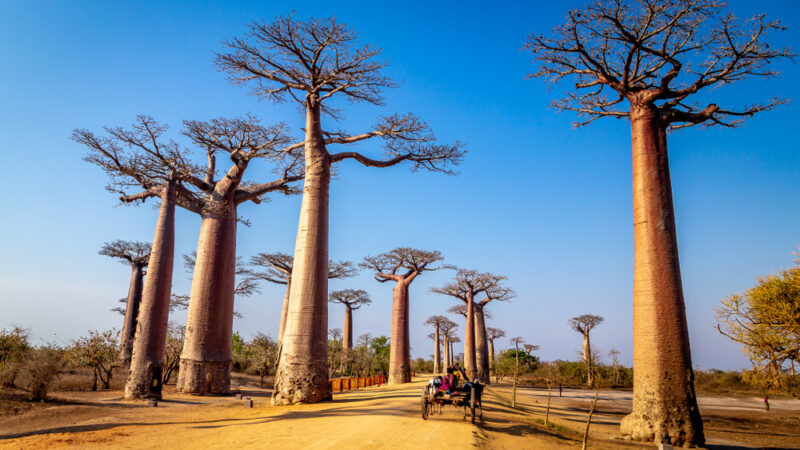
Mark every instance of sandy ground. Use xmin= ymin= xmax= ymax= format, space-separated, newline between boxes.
xmin=1 ymin=377 xmax=798 ymax=449
xmin=497 ymin=385 xmax=800 ymax=449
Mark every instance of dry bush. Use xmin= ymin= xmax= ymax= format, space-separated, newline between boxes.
xmin=23 ymin=357 xmax=61 ymax=401
xmin=64 ymin=330 xmax=120 ymax=391
xmin=0 ymin=327 xmax=31 ymax=388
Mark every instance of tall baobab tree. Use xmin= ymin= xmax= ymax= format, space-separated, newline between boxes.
xmin=569 ymin=315 xmax=604 ymax=387
xmin=247 ymin=253 xmax=357 ymax=345
xmin=440 ymin=318 xmax=458 ymax=367
xmin=424 ymin=315 xmax=449 ymax=374
xmin=609 ymin=348 xmax=622 ymax=385
xmin=177 ymin=117 xmax=303 ymax=395
xmin=486 ymin=327 xmax=506 ymax=371
xmin=525 ymin=0 xmax=792 ymax=444
xmin=523 ymin=344 xmax=540 ymax=357
xmin=362 ymin=248 xmax=445 ymax=384
xmin=448 ymin=303 xmax=497 ymax=383
xmin=329 ymin=289 xmax=372 ymax=350
xmin=432 ymin=269 xmax=508 ymax=381
xmin=474 ymin=286 xmax=514 ymax=383
xmin=510 ymin=336 xmax=524 ymax=407
xmin=448 ymin=336 xmax=461 ymax=367
xmin=99 ymin=240 xmax=151 ymax=365
xmin=217 ymin=15 xmax=464 ymax=404
xmin=74 ymin=116 xmax=204 ymax=400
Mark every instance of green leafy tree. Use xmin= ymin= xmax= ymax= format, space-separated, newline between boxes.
xmin=66 ymin=330 xmax=120 ymax=391
xmin=493 ymin=349 xmax=539 ymax=382
xmin=370 ymin=336 xmax=391 ymax=375
xmin=716 ymin=264 xmax=800 ymax=395
xmin=246 ymin=333 xmax=279 ymax=386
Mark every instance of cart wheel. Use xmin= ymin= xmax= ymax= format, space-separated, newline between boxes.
xmin=421 ymin=393 xmax=429 ymax=420
xmin=470 ymin=387 xmax=476 ymax=424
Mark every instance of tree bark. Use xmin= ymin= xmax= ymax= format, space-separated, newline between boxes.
xmin=277 ymin=276 xmax=291 ymax=346
xmin=433 ymin=324 xmax=440 ymax=374
xmin=474 ymin=307 xmax=490 ymax=384
xmin=464 ymin=290 xmax=477 ymax=380
xmin=124 ymin=184 xmax=176 ymax=400
xmin=343 ymin=304 xmax=353 ymax=350
xmin=583 ymin=332 xmax=593 ymax=386
xmin=443 ymin=336 xmax=449 ymax=368
xmin=119 ymin=265 xmax=144 ymax=365
xmin=272 ymin=97 xmax=332 ymax=405
xmin=488 ymin=339 xmax=495 ymax=371
xmin=450 ymin=342 xmax=454 ymax=366
xmin=619 ymin=104 xmax=704 ymax=447
xmin=177 ymin=201 xmax=238 ymax=394
xmin=388 ymin=281 xmax=411 ymax=384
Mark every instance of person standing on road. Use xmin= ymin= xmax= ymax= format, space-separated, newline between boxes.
xmin=764 ymin=395 xmax=770 ymax=412
xmin=559 ymin=383 xmax=562 ymax=397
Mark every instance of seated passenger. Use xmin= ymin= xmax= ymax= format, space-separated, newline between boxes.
xmin=439 ymin=368 xmax=457 ymax=395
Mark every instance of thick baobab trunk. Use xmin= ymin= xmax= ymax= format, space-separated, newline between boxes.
xmin=277 ymin=277 xmax=291 ymax=345
xmin=583 ymin=332 xmax=593 ymax=386
xmin=464 ymin=292 xmax=477 ymax=380
xmin=177 ymin=202 xmax=238 ymax=395
xmin=450 ymin=342 xmax=454 ymax=365
xmin=343 ymin=304 xmax=353 ymax=350
xmin=389 ymin=281 xmax=411 ymax=384
xmin=433 ymin=324 xmax=441 ymax=374
xmin=488 ymin=339 xmax=495 ymax=371
xmin=620 ymin=105 xmax=704 ymax=447
xmin=273 ymin=98 xmax=332 ymax=405
xmin=125 ymin=184 xmax=176 ymax=400
xmin=474 ymin=307 xmax=490 ymax=384
xmin=443 ymin=336 xmax=450 ymax=367
xmin=119 ymin=265 xmax=144 ymax=365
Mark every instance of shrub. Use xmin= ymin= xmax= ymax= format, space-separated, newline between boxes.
xmin=65 ymin=330 xmax=119 ymax=390
xmin=24 ymin=356 xmax=61 ymax=401
xmin=0 ymin=327 xmax=31 ymax=388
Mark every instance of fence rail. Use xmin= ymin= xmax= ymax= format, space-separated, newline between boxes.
xmin=329 ymin=373 xmax=416 ymax=393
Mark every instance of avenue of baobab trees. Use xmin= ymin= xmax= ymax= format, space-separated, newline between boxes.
xmin=62 ymin=0 xmax=792 ymax=447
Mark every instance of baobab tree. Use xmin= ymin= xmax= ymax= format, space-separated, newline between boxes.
xmin=447 ymin=303 xmax=497 ymax=383
xmin=448 ymin=336 xmax=461 ymax=367
xmin=486 ymin=327 xmax=506 ymax=371
xmin=362 ymin=248 xmax=445 ymax=384
xmin=74 ymin=116 xmax=204 ymax=400
xmin=176 ymin=117 xmax=303 ymax=395
xmin=247 ymin=253 xmax=356 ymax=345
xmin=329 ymin=289 xmax=372 ymax=350
xmin=328 ymin=328 xmax=343 ymax=342
xmin=609 ymin=348 xmax=622 ymax=385
xmin=440 ymin=319 xmax=458 ymax=367
xmin=569 ymin=314 xmax=604 ymax=387
xmin=424 ymin=315 xmax=449 ymax=373
xmin=218 ymin=15 xmax=464 ymax=404
xmin=523 ymin=344 xmax=540 ymax=357
xmin=525 ymin=0 xmax=792 ymax=444
xmin=432 ymin=269 xmax=510 ymax=382
xmin=474 ymin=286 xmax=514 ymax=383
xmin=510 ymin=336 xmax=524 ymax=407
xmin=99 ymin=240 xmax=151 ymax=365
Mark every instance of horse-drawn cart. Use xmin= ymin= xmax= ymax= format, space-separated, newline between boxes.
xmin=420 ymin=384 xmax=483 ymax=423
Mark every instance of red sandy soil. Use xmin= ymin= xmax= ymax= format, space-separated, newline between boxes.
xmin=1 ymin=376 xmax=798 ymax=449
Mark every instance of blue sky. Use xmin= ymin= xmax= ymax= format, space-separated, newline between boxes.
xmin=0 ymin=1 xmax=797 ymax=370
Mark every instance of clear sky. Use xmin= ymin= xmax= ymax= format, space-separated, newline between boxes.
xmin=1 ymin=0 xmax=798 ymax=371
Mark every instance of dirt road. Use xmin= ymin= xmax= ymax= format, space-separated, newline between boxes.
xmin=0 ymin=378 xmax=575 ymax=449
xmin=2 ymin=378 xmax=798 ymax=448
